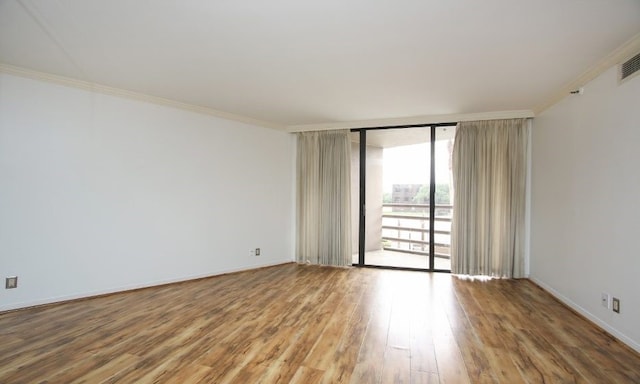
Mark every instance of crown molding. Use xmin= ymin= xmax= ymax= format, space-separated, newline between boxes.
xmin=9 ymin=26 xmax=637 ymax=135
xmin=534 ymin=32 xmax=640 ymax=115
xmin=287 ymin=110 xmax=535 ymax=132
xmin=0 ymin=63 xmax=285 ymax=131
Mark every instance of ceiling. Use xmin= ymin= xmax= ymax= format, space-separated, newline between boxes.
xmin=1 ymin=0 xmax=639 ymax=130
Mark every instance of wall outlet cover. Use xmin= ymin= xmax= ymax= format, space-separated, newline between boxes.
xmin=5 ymin=276 xmax=18 ymax=289
xmin=601 ymin=293 xmax=610 ymax=308
xmin=612 ymin=298 xmax=620 ymax=313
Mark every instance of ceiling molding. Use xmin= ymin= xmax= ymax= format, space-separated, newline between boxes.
xmin=534 ymin=32 xmax=640 ymax=115
xmin=287 ymin=110 xmax=535 ymax=132
xmin=5 ymin=29 xmax=639 ymax=133
xmin=0 ymin=63 xmax=285 ymax=131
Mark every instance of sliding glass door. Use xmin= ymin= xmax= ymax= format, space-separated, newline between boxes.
xmin=351 ymin=124 xmax=455 ymax=272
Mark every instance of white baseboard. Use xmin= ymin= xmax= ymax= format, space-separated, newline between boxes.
xmin=0 ymin=260 xmax=290 ymax=313
xmin=530 ymin=277 xmax=640 ymax=354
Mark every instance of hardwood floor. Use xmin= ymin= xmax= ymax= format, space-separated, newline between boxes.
xmin=1 ymin=264 xmax=639 ymax=383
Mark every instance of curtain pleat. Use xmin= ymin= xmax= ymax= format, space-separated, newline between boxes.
xmin=296 ymin=130 xmax=352 ymax=266
xmin=451 ymin=119 xmax=528 ymax=278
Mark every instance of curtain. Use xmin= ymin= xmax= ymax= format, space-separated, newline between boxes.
xmin=296 ymin=130 xmax=352 ymax=266
xmin=451 ymin=119 xmax=528 ymax=278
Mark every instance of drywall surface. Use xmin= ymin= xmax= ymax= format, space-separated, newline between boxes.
xmin=0 ymin=73 xmax=294 ymax=311
xmin=350 ymin=142 xmax=383 ymax=255
xmin=531 ymin=66 xmax=640 ymax=352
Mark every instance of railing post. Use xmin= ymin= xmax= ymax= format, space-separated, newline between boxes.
xmin=381 ymin=203 xmax=452 ymax=259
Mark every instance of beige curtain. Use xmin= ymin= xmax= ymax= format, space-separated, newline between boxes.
xmin=451 ymin=119 xmax=528 ymax=278
xmin=296 ymin=130 xmax=352 ymax=266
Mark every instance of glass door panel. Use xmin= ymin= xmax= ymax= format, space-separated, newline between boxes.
xmin=433 ymin=126 xmax=455 ymax=271
xmin=351 ymin=124 xmax=455 ymax=272
xmin=364 ymin=128 xmax=431 ymax=269
xmin=350 ymin=131 xmax=362 ymax=265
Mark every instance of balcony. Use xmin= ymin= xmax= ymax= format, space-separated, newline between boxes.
xmin=382 ymin=202 xmax=451 ymax=256
xmin=349 ymin=127 xmax=456 ymax=270
xmin=353 ymin=203 xmax=452 ymax=270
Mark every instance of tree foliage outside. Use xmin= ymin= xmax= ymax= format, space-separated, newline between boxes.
xmin=412 ymin=184 xmax=451 ymax=205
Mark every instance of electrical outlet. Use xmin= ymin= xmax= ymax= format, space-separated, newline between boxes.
xmin=255 ymin=248 xmax=260 ymax=256
xmin=5 ymin=276 xmax=18 ymax=289
xmin=612 ymin=298 xmax=620 ymax=313
xmin=601 ymin=293 xmax=610 ymax=308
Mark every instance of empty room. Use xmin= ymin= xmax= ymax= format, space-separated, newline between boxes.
xmin=1 ymin=1 xmax=639 ymax=383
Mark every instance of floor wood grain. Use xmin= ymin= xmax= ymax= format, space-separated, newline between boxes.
xmin=1 ymin=264 xmax=639 ymax=383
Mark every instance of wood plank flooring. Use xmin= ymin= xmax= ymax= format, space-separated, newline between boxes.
xmin=1 ymin=263 xmax=639 ymax=383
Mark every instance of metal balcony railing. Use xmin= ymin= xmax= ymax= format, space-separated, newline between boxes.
xmin=382 ymin=203 xmax=452 ymax=259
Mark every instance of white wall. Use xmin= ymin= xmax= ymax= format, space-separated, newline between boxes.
xmin=0 ymin=73 xmax=295 ymax=311
xmin=350 ymin=142 xmax=384 ymax=255
xmin=531 ymin=66 xmax=640 ymax=352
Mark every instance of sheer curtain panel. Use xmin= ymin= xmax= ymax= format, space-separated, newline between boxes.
xmin=451 ymin=119 xmax=528 ymax=278
xmin=296 ymin=130 xmax=352 ymax=266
